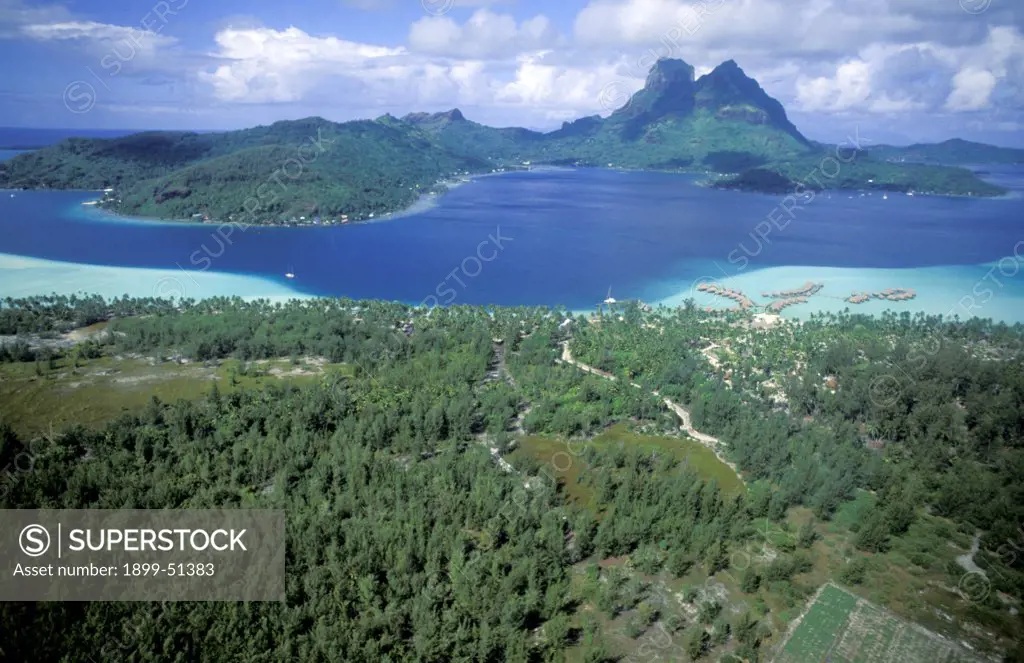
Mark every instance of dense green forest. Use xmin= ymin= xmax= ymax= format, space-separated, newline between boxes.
xmin=0 ymin=296 xmax=768 ymax=662
xmin=570 ymin=306 xmax=1024 ymax=596
xmin=0 ymin=59 xmax=1006 ymax=222
xmin=865 ymin=138 xmax=1024 ymax=166
xmin=716 ymin=155 xmax=1005 ymax=196
xmin=1 ymin=295 xmax=1022 ymax=661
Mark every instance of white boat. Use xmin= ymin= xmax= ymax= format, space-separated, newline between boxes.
xmin=285 ymin=273 xmax=295 ymax=279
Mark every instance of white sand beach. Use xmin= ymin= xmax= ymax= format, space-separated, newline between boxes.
xmin=0 ymin=253 xmax=307 ymax=302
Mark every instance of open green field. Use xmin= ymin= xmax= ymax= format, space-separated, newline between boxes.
xmin=510 ymin=422 xmax=745 ymax=506
xmin=0 ymin=353 xmax=353 ymax=437
xmin=774 ymin=584 xmax=984 ymax=663
xmin=593 ymin=424 xmax=746 ymax=495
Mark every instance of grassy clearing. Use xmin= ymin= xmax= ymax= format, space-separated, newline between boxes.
xmin=593 ymin=424 xmax=745 ymax=496
xmin=510 ymin=423 xmax=744 ymax=507
xmin=510 ymin=434 xmax=596 ymax=504
xmin=774 ymin=584 xmax=985 ymax=663
xmin=0 ymin=354 xmax=353 ymax=437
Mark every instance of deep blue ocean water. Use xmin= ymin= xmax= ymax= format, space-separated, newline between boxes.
xmin=2 ymin=145 xmax=1024 ymax=319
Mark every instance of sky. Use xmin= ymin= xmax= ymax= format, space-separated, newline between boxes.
xmin=0 ymin=0 xmax=1022 ymax=146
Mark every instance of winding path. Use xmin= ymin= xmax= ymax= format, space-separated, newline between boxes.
xmin=559 ymin=342 xmax=744 ymax=483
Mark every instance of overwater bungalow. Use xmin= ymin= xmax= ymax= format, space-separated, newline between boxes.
xmin=696 ymin=283 xmax=754 ymax=310
xmin=762 ymin=281 xmax=823 ymax=299
xmin=846 ymin=287 xmax=916 ymax=304
xmin=767 ymin=296 xmax=809 ymax=313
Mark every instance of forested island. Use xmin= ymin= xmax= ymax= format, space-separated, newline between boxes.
xmin=1 ymin=294 xmax=1021 ymax=661
xmin=0 ymin=58 xmax=1008 ymax=225
xmin=866 ymin=138 xmax=1024 ymax=166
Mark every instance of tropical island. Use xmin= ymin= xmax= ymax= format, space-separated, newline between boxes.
xmin=0 ymin=58 xmax=1013 ymax=225
xmin=866 ymin=138 xmax=1024 ymax=166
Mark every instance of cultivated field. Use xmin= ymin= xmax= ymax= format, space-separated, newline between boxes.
xmin=774 ymin=584 xmax=986 ymax=663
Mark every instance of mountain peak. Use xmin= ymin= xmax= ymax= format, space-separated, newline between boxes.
xmin=695 ymin=60 xmax=810 ymax=145
xmin=611 ymin=58 xmax=696 ymax=122
xmin=440 ymin=108 xmax=465 ymax=122
xmin=602 ymin=57 xmax=810 ymax=147
xmin=401 ymin=108 xmax=467 ymax=125
xmin=645 ymin=58 xmax=696 ymax=92
xmin=701 ymin=60 xmax=754 ymax=88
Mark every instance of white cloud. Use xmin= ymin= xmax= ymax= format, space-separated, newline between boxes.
xmin=190 ymin=6 xmax=1024 ymax=134
xmin=197 ymin=24 xmax=640 ymax=127
xmin=4 ymin=0 xmax=1020 ymax=140
xmin=409 ymin=9 xmax=557 ymax=59
xmin=568 ymin=0 xmax=1023 ymax=125
xmin=495 ymin=52 xmax=620 ymax=110
xmin=0 ymin=0 xmax=71 ymax=37
xmin=574 ymin=0 xmax=735 ymax=47
xmin=572 ymin=0 xmax=1005 ymax=56
xmin=796 ymin=60 xmax=872 ymax=112
xmin=945 ymin=67 xmax=997 ymax=111
xmin=200 ymin=26 xmax=404 ymax=103
xmin=20 ymin=20 xmax=177 ymax=54
xmin=776 ymin=24 xmax=1023 ymax=119
xmin=342 ymin=0 xmax=512 ymax=9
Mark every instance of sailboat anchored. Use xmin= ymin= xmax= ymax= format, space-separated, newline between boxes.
xmin=603 ymin=287 xmax=616 ymax=307
xmin=285 ymin=265 xmax=296 ymax=279
xmin=595 ymin=287 xmax=617 ymax=318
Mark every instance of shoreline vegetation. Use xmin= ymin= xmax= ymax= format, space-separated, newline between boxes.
xmin=2 ymin=58 xmax=1016 ymax=226
xmin=75 ymin=167 xmax=542 ymax=227
xmin=75 ymin=168 xmax=529 ymax=227
xmin=709 ymin=163 xmax=1006 ymax=198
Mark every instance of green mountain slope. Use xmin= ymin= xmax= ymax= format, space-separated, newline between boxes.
xmin=866 ymin=138 xmax=1024 ymax=165
xmin=0 ymin=58 xmax=1010 ymax=221
xmin=112 ymin=118 xmax=489 ymax=222
xmin=0 ymin=131 xmax=219 ymax=189
xmin=401 ymin=60 xmax=814 ymax=171
xmin=396 ymin=109 xmax=545 ymax=163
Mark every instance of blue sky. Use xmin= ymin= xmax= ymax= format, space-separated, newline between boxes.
xmin=1 ymin=0 xmax=1022 ymax=146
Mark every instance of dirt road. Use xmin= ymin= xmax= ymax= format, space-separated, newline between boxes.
xmin=559 ymin=342 xmax=744 ymax=482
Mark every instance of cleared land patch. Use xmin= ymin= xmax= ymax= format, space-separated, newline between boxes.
xmin=510 ymin=423 xmax=744 ymax=508
xmin=0 ymin=354 xmax=352 ymax=436
xmin=774 ymin=584 xmax=985 ymax=663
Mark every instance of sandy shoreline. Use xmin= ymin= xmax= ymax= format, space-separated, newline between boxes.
xmin=0 ymin=252 xmax=308 ymax=302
